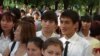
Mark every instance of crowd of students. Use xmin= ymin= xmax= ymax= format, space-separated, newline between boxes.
xmin=0 ymin=6 xmax=100 ymax=56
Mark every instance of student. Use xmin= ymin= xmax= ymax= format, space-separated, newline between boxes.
xmin=32 ymin=11 xmax=42 ymax=31
xmin=0 ymin=12 xmax=16 ymax=55
xmin=20 ymin=10 xmax=26 ymax=18
xmin=77 ymin=15 xmax=94 ymax=44
xmin=36 ymin=11 xmax=60 ymax=41
xmin=4 ymin=16 xmax=36 ymax=56
xmin=42 ymin=38 xmax=63 ymax=56
xmin=59 ymin=10 xmax=93 ymax=56
xmin=90 ymin=21 xmax=100 ymax=56
xmin=78 ymin=15 xmax=92 ymax=38
xmin=27 ymin=37 xmax=43 ymax=56
xmin=77 ymin=15 xmax=100 ymax=55
xmin=27 ymin=8 xmax=33 ymax=16
xmin=32 ymin=11 xmax=41 ymax=21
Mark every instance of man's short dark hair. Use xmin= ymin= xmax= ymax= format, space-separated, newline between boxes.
xmin=41 ymin=11 xmax=58 ymax=25
xmin=60 ymin=10 xmax=79 ymax=24
xmin=81 ymin=15 xmax=92 ymax=22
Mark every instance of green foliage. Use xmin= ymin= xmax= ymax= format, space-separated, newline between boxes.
xmin=3 ymin=0 xmax=100 ymax=15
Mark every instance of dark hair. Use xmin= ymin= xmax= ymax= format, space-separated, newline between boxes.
xmin=20 ymin=10 xmax=25 ymax=15
xmin=1 ymin=12 xmax=16 ymax=22
xmin=18 ymin=16 xmax=36 ymax=44
xmin=11 ymin=8 xmax=21 ymax=19
xmin=27 ymin=37 xmax=43 ymax=49
xmin=77 ymin=20 xmax=82 ymax=32
xmin=81 ymin=15 xmax=92 ymax=22
xmin=0 ymin=12 xmax=17 ymax=41
xmin=93 ymin=15 xmax=100 ymax=21
xmin=42 ymin=38 xmax=63 ymax=52
xmin=60 ymin=10 xmax=79 ymax=24
xmin=41 ymin=11 xmax=58 ymax=25
xmin=34 ymin=11 xmax=40 ymax=16
xmin=20 ymin=16 xmax=35 ymax=24
xmin=0 ymin=14 xmax=2 ymax=34
xmin=90 ymin=21 xmax=100 ymax=37
xmin=0 ymin=14 xmax=2 ymax=22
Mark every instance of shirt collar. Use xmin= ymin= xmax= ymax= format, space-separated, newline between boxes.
xmin=78 ymin=31 xmax=90 ymax=37
xmin=0 ymin=32 xmax=10 ymax=40
xmin=40 ymin=31 xmax=58 ymax=41
xmin=41 ymin=31 xmax=57 ymax=37
xmin=62 ymin=32 xmax=80 ymax=44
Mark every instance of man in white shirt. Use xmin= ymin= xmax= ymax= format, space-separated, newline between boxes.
xmin=77 ymin=15 xmax=92 ymax=39
xmin=36 ymin=11 xmax=60 ymax=41
xmin=59 ymin=10 xmax=93 ymax=56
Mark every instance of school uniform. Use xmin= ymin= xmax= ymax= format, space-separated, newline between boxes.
xmin=59 ymin=32 xmax=93 ymax=56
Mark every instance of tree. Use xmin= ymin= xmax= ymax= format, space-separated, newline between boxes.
xmin=55 ymin=0 xmax=59 ymax=10
xmin=63 ymin=0 xmax=69 ymax=10
xmin=0 ymin=0 xmax=3 ymax=6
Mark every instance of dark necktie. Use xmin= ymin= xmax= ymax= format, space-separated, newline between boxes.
xmin=64 ymin=41 xmax=70 ymax=56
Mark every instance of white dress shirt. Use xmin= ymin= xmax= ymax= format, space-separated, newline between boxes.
xmin=77 ymin=31 xmax=100 ymax=50
xmin=0 ymin=33 xmax=11 ymax=54
xmin=36 ymin=30 xmax=60 ymax=41
xmin=59 ymin=33 xmax=93 ymax=56
xmin=77 ymin=31 xmax=90 ymax=38
xmin=77 ymin=31 xmax=93 ymax=42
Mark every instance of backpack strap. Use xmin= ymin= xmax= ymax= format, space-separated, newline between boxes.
xmin=9 ymin=41 xmax=16 ymax=56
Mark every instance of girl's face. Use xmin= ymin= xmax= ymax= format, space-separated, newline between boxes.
xmin=42 ymin=45 xmax=62 ymax=56
xmin=29 ymin=8 xmax=33 ymax=14
xmin=0 ymin=16 xmax=14 ymax=32
xmin=27 ymin=42 xmax=42 ymax=56
xmin=14 ymin=25 xmax=21 ymax=41
xmin=33 ymin=14 xmax=39 ymax=20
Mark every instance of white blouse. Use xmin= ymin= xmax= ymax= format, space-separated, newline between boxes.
xmin=9 ymin=41 xmax=27 ymax=56
xmin=0 ymin=33 xmax=11 ymax=54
